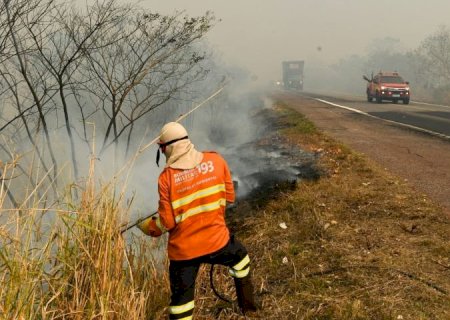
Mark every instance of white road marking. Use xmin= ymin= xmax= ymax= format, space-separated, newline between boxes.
xmin=412 ymin=100 xmax=450 ymax=109
xmin=315 ymin=98 xmax=450 ymax=141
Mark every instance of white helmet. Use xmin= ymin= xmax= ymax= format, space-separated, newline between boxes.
xmin=159 ymin=122 xmax=188 ymax=144
xmin=156 ymin=122 xmax=189 ymax=167
xmin=156 ymin=122 xmax=203 ymax=169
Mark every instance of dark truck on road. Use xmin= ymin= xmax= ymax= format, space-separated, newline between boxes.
xmin=363 ymin=71 xmax=410 ymax=104
xmin=282 ymin=60 xmax=304 ymax=90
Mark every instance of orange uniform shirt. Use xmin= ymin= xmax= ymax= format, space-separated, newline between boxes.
xmin=148 ymin=152 xmax=235 ymax=260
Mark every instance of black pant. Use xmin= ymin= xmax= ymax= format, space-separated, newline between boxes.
xmin=168 ymin=236 xmax=250 ymax=319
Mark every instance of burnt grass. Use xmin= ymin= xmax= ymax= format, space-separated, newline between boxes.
xmin=192 ymin=99 xmax=450 ymax=319
xmin=222 ymin=106 xmax=325 ymax=209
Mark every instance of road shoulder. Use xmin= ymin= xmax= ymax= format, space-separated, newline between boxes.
xmin=274 ymin=91 xmax=450 ymax=215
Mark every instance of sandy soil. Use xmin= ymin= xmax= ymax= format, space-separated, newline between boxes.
xmin=275 ymin=92 xmax=450 ymax=216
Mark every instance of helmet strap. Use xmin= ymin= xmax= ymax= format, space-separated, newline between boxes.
xmin=156 ymin=136 xmax=188 ymax=167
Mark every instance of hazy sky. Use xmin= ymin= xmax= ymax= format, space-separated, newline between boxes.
xmin=127 ymin=1 xmax=449 ymax=81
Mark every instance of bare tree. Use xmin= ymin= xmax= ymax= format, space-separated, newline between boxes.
xmin=2 ymin=0 xmax=60 ymax=183
xmin=79 ymin=10 xmax=213 ymax=158
xmin=25 ymin=0 xmax=132 ymax=179
xmin=0 ymin=0 xmax=214 ymax=202
xmin=415 ymin=25 xmax=450 ymax=88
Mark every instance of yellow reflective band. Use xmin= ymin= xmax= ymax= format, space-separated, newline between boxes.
xmin=233 ymin=255 xmax=250 ymax=271
xmin=171 ymin=184 xmax=226 ymax=209
xmin=229 ymin=266 xmax=250 ymax=278
xmin=168 ymin=300 xmax=194 ymax=314
xmin=155 ymin=217 xmax=167 ymax=233
xmin=178 ymin=316 xmax=193 ymax=320
xmin=175 ymin=198 xmax=226 ymax=224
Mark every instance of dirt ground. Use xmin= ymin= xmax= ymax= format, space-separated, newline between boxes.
xmin=274 ymin=92 xmax=450 ymax=217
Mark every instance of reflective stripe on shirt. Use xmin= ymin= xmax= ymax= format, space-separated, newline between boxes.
xmin=175 ymin=198 xmax=226 ymax=224
xmin=171 ymin=184 xmax=226 ymax=209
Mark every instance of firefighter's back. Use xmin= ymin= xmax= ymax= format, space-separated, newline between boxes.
xmin=162 ymin=151 xmax=234 ymax=260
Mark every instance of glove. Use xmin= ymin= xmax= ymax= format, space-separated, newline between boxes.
xmin=137 ymin=216 xmax=154 ymax=236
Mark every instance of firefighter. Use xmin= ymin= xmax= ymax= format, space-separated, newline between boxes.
xmin=138 ymin=122 xmax=257 ymax=319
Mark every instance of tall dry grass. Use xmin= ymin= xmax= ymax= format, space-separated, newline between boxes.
xmin=0 ymin=158 xmax=170 ymax=319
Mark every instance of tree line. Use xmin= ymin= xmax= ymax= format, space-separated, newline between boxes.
xmin=314 ymin=26 xmax=450 ymax=103
xmin=0 ymin=0 xmax=214 ymax=204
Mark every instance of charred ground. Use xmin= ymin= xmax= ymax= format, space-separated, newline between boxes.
xmin=223 ymin=106 xmax=323 ymax=204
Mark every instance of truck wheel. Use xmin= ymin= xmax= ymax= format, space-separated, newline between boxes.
xmin=376 ymin=92 xmax=382 ymax=103
xmin=403 ymin=98 xmax=410 ymax=105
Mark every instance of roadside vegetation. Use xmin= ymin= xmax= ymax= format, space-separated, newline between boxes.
xmin=0 ymin=0 xmax=213 ymax=200
xmin=1 ymin=95 xmax=449 ymax=319
xmin=193 ymin=100 xmax=450 ymax=319
xmin=0 ymin=158 xmax=170 ymax=319
xmin=0 ymin=1 xmax=212 ymax=316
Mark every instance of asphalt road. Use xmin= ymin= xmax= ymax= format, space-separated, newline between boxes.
xmin=298 ymin=91 xmax=450 ymax=139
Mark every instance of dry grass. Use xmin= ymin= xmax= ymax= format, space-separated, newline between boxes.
xmin=193 ymin=101 xmax=450 ymax=319
xmin=0 ymin=159 xmax=170 ymax=319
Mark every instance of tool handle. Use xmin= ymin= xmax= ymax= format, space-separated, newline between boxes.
xmin=120 ymin=210 xmax=158 ymax=234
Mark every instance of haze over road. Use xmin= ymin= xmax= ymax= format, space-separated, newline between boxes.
xmin=128 ymin=0 xmax=450 ymax=84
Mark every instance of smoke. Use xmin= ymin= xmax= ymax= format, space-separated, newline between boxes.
xmin=121 ymin=60 xmax=274 ymax=222
xmin=0 ymin=44 xmax=321 ymax=231
xmin=120 ymin=52 xmax=323 ymax=227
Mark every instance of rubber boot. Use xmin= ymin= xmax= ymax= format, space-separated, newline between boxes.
xmin=234 ymin=275 xmax=258 ymax=314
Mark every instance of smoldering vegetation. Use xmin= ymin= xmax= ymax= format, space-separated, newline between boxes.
xmin=0 ymin=1 xmax=324 ymax=318
xmin=0 ymin=0 xmax=219 ymax=317
xmin=304 ymin=29 xmax=450 ymax=104
xmin=217 ymin=103 xmax=322 ymax=200
xmin=0 ymin=0 xmax=322 ymax=234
